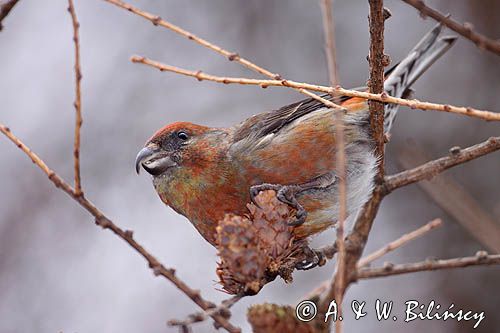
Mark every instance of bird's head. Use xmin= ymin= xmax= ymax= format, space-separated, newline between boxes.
xmin=135 ymin=122 xmax=211 ymax=177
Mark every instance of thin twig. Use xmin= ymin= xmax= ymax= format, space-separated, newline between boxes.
xmin=130 ymin=56 xmax=500 ymax=122
xmin=0 ymin=124 xmax=241 ymax=333
xmin=104 ymin=0 xmax=345 ymax=111
xmin=320 ymin=1 xmax=346 ymax=332
xmin=130 ymin=58 xmax=346 ymax=111
xmin=385 ymin=136 xmax=500 ymax=192
xmin=67 ymin=0 xmax=83 ymax=196
xmin=0 ymin=0 xmax=19 ymax=31
xmin=300 ymin=88 xmax=345 ymax=111
xmin=402 ymin=0 xmax=500 ymax=57
xmin=357 ymin=252 xmax=500 ymax=279
xmin=357 ymin=218 xmax=442 ymax=267
xmin=334 ymin=86 xmax=500 ymax=121
xmin=168 ymin=295 xmax=243 ymax=329
xmin=332 ymin=87 xmax=347 ymax=329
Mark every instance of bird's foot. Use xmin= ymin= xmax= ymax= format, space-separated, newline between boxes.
xmin=249 ymin=183 xmax=283 ymax=207
xmin=249 ymin=183 xmax=307 ymax=226
xmin=276 ymin=185 xmax=307 ymax=226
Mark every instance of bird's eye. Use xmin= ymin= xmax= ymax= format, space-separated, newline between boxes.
xmin=177 ymin=131 xmax=189 ymax=140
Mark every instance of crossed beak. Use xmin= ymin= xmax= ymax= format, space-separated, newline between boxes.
xmin=135 ymin=145 xmax=177 ymax=176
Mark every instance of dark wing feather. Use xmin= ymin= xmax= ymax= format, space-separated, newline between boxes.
xmin=233 ymin=93 xmax=351 ymax=143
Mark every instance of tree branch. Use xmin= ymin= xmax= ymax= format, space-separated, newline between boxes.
xmin=67 ymin=0 xmax=83 ymax=196
xmin=385 ymin=136 xmax=500 ymax=192
xmin=402 ymin=0 xmax=500 ymax=57
xmin=130 ymin=56 xmax=500 ymax=122
xmin=367 ymin=0 xmax=386 ymax=177
xmin=357 ymin=252 xmax=500 ymax=279
xmin=0 ymin=124 xmax=241 ymax=333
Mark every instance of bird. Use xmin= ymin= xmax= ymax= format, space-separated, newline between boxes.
xmin=135 ymin=24 xmax=456 ymax=247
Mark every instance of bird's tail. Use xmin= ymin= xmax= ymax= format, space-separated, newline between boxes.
xmin=383 ymin=24 xmax=457 ymax=132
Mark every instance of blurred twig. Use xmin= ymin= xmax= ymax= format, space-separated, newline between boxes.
xmin=104 ymin=0 xmax=344 ymax=111
xmin=0 ymin=126 xmax=240 ymax=333
xmin=385 ymin=137 xmax=500 ymax=192
xmin=319 ymin=1 xmax=346 ymax=332
xmin=357 ymin=252 xmax=500 ymax=279
xmin=316 ymin=1 xmax=386 ymax=330
xmin=402 ymin=0 xmax=500 ymax=57
xmin=320 ymin=0 xmax=340 ymax=86
xmin=397 ymin=142 xmax=500 ymax=252
xmin=358 ymin=218 xmax=442 ymax=267
xmin=0 ymin=0 xmax=19 ymax=31
xmin=130 ymin=56 xmax=500 ymax=122
xmin=67 ymin=0 xmax=83 ymax=196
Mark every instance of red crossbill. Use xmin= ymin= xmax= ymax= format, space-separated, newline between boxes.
xmin=136 ymin=25 xmax=455 ymax=247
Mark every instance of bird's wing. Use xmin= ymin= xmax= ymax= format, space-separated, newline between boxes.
xmin=229 ymin=91 xmax=368 ymax=185
xmin=232 ymin=92 xmax=351 ymax=144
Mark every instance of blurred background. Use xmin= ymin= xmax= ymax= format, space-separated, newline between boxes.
xmin=0 ymin=0 xmax=499 ymax=332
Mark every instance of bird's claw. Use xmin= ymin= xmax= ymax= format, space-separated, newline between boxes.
xmin=277 ymin=185 xmax=307 ymax=226
xmin=249 ymin=183 xmax=282 ymax=208
xmin=249 ymin=187 xmax=262 ymax=208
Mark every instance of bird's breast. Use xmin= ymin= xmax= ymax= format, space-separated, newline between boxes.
xmin=153 ymin=165 xmax=249 ymax=245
